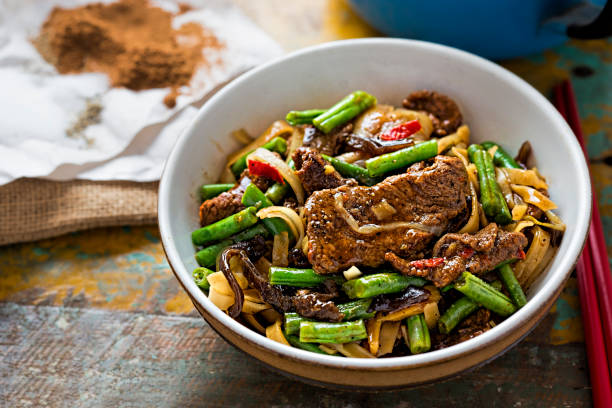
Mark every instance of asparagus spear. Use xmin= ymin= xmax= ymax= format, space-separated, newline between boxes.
xmin=342 ymin=273 xmax=427 ymax=299
xmin=438 ymin=296 xmax=479 ymax=334
xmin=467 ymin=144 xmax=512 ymax=224
xmin=285 ymin=334 xmax=328 ymax=354
xmin=191 ymin=207 xmax=259 ymax=246
xmin=365 ymin=139 xmax=438 ymax=177
xmin=299 ymin=319 xmax=368 ymax=343
xmin=285 ymin=109 xmax=326 ymax=126
xmin=265 ymin=182 xmax=290 ymax=204
xmin=269 ymin=267 xmax=344 ymax=287
xmin=230 ymin=136 xmax=287 ymax=177
xmin=200 ymin=183 xmax=234 ymax=200
xmin=312 ymin=91 xmax=377 ymax=133
xmin=406 ymin=313 xmax=431 ymax=354
xmin=321 ymin=154 xmax=380 ymax=186
xmin=193 ymin=266 xmax=215 ymax=290
xmin=194 ymin=224 xmax=269 ymax=267
xmin=454 ymin=272 xmax=516 ymax=316
xmin=497 ymin=264 xmax=527 ymax=308
xmin=242 ymin=184 xmax=292 ymax=238
xmin=481 ymin=141 xmax=521 ymax=169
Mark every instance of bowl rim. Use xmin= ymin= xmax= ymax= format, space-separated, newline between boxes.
xmin=158 ymin=38 xmax=592 ymax=370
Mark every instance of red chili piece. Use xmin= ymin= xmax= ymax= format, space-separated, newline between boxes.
xmin=516 ymin=249 xmax=526 ymax=260
xmin=247 ymin=160 xmax=285 ymax=184
xmin=459 ymin=248 xmax=475 ymax=259
xmin=379 ymin=120 xmax=422 ymax=141
xmin=410 ymin=257 xmax=445 ymax=269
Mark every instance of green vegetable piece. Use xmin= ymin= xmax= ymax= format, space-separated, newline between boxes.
xmin=242 ymin=184 xmax=292 ymax=237
xmin=285 ymin=334 xmax=328 ymax=354
xmin=365 ymin=139 xmax=438 ymax=177
xmin=269 ymin=267 xmax=344 ymax=287
xmin=299 ymin=319 xmax=368 ymax=343
xmin=191 ymin=207 xmax=258 ymax=246
xmin=285 ymin=109 xmax=327 ymax=126
xmin=265 ymin=182 xmax=290 ymax=204
xmin=342 ymin=273 xmax=427 ymax=299
xmin=406 ymin=313 xmax=431 ymax=354
xmin=284 ymin=313 xmax=307 ymax=336
xmin=194 ymin=224 xmax=269 ymax=267
xmin=437 ymin=296 xmax=479 ymax=334
xmin=337 ymin=298 xmax=375 ymax=320
xmin=454 ymin=272 xmax=517 ymax=317
xmin=200 ymin=183 xmax=234 ymax=201
xmin=230 ymin=136 xmax=288 ymax=177
xmin=497 ymin=264 xmax=527 ymax=308
xmin=193 ymin=267 xmax=215 ymax=290
xmin=313 ymin=91 xmax=377 ymax=134
xmin=321 ymin=154 xmax=380 ymax=186
xmin=481 ymin=141 xmax=521 ymax=169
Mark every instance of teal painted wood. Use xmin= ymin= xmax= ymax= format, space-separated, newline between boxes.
xmin=0 ymin=303 xmax=590 ymax=407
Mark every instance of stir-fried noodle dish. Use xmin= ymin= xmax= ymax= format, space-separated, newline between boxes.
xmin=191 ymin=90 xmax=565 ymax=358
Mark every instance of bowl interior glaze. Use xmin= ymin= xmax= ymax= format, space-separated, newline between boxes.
xmin=158 ymin=39 xmax=591 ymax=385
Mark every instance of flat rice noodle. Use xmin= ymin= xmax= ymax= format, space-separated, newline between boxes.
xmin=423 ymin=302 xmax=440 ymax=330
xmin=514 ymin=226 xmax=550 ymax=286
xmin=259 ymin=308 xmax=282 ymax=324
xmin=505 ymin=168 xmax=548 ymax=190
xmin=266 ymin=319 xmax=290 ymax=346
xmin=366 ymin=318 xmax=382 ymax=355
xmin=327 ymin=342 xmax=375 ymax=358
xmin=207 ymin=271 xmax=248 ymax=296
xmin=208 ymin=287 xmax=234 ymax=311
xmin=511 ymin=185 xmax=557 ymax=211
xmin=437 ymin=125 xmax=470 ymax=154
xmin=496 ymin=168 xmax=515 ymax=209
xmin=525 ymin=246 xmax=556 ymax=288
xmin=512 ymin=203 xmax=528 ymax=221
xmin=243 ymin=313 xmax=266 ymax=333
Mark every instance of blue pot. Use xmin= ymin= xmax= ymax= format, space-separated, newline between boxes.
xmin=348 ymin=0 xmax=611 ymax=60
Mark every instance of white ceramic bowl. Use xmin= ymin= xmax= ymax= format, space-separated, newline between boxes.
xmin=159 ymin=39 xmax=591 ymax=388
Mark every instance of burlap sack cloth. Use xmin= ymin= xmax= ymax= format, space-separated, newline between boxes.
xmin=0 ymin=178 xmax=158 ymax=246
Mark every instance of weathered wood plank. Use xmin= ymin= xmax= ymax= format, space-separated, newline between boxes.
xmin=0 ymin=303 xmax=590 ymax=408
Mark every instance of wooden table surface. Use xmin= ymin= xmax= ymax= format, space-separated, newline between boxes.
xmin=1 ymin=1 xmax=611 ymax=407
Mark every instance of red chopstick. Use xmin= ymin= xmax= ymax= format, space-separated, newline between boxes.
xmin=553 ymin=79 xmax=612 ymax=407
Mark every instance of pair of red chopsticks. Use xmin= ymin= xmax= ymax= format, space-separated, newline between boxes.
xmin=553 ymin=79 xmax=612 ymax=407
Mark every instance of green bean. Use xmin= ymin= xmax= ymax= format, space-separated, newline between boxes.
xmin=313 ymin=91 xmax=377 ymax=133
xmin=191 ymin=207 xmax=258 ymax=246
xmin=321 ymin=154 xmax=380 ymax=186
xmin=193 ymin=267 xmax=215 ymax=290
xmin=230 ymin=136 xmax=288 ymax=177
xmin=365 ymin=140 xmax=438 ymax=177
xmin=467 ymin=144 xmax=512 ymax=224
xmin=497 ymin=264 xmax=527 ymax=308
xmin=299 ymin=319 xmax=367 ymax=343
xmin=454 ymin=272 xmax=516 ymax=316
xmin=265 ymin=182 xmax=290 ymax=204
xmin=200 ymin=183 xmax=234 ymax=200
xmin=438 ymin=296 xmax=479 ymax=334
xmin=481 ymin=141 xmax=521 ymax=169
xmin=406 ymin=314 xmax=431 ymax=354
xmin=194 ymin=224 xmax=269 ymax=267
xmin=285 ymin=109 xmax=326 ymax=126
xmin=286 ymin=334 xmax=328 ymax=354
xmin=241 ymin=184 xmax=292 ymax=238
xmin=337 ymin=298 xmax=375 ymax=320
xmin=342 ymin=273 xmax=427 ymax=299
xmin=284 ymin=313 xmax=307 ymax=335
xmin=269 ymin=267 xmax=344 ymax=287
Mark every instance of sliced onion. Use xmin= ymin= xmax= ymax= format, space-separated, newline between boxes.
xmin=334 ymin=193 xmax=443 ymax=236
xmin=334 ymin=151 xmax=366 ymax=163
xmin=377 ymin=321 xmax=401 ymax=356
xmin=248 ymin=148 xmax=305 ymax=204
xmin=272 ymin=231 xmax=289 ymax=267
xmin=226 ymin=120 xmax=293 ymax=167
xmin=366 ymin=318 xmax=382 ymax=355
xmin=257 ymin=206 xmax=305 ymax=248
xmin=286 ymin=127 xmax=304 ymax=164
xmin=371 ymin=199 xmax=397 ymax=221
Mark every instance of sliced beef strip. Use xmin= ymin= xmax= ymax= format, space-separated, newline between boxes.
xmin=305 ymin=155 xmax=469 ymax=274
xmin=433 ymin=309 xmax=492 ymax=350
xmin=287 ymin=247 xmax=310 ymax=268
xmin=302 ymin=123 xmax=352 ymax=156
xmin=292 ymin=147 xmax=357 ymax=196
xmin=386 ymin=223 xmax=528 ymax=287
xmin=402 ymin=90 xmax=462 ymax=136
xmin=292 ymin=292 xmax=344 ymax=322
xmin=199 ymin=171 xmax=272 ymax=226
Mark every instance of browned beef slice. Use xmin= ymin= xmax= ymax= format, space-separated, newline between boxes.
xmin=402 ymin=90 xmax=462 ymax=136
xmin=434 ymin=223 xmax=528 ymax=274
xmin=302 ymin=123 xmax=352 ymax=156
xmin=293 ymin=147 xmax=356 ymax=196
xmin=199 ymin=171 xmax=271 ymax=226
xmin=386 ymin=223 xmax=528 ymax=287
xmin=433 ymin=309 xmax=492 ymax=350
xmin=292 ymin=292 xmax=343 ymax=322
xmin=304 ymin=155 xmax=469 ymax=274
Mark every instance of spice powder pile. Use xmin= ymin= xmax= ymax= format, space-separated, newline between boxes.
xmin=34 ymin=0 xmax=222 ymax=108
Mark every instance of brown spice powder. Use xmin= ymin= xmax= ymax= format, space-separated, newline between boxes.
xmin=34 ymin=0 xmax=222 ymax=107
